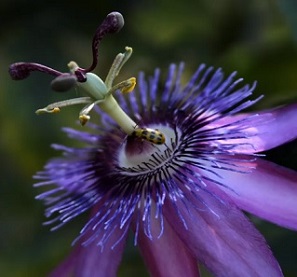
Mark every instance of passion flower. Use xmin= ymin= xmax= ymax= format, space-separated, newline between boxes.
xmin=9 ymin=11 xmax=297 ymax=277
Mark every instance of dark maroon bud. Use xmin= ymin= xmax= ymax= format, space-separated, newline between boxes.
xmin=51 ymin=74 xmax=77 ymax=92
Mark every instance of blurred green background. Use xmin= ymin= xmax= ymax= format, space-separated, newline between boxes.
xmin=1 ymin=0 xmax=297 ymax=276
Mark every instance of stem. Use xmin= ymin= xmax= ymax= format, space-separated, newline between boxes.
xmin=99 ymin=95 xmax=136 ymax=134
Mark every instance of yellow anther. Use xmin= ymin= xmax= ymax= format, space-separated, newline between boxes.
xmin=52 ymin=107 xmax=61 ymax=113
xmin=79 ymin=114 xmax=90 ymax=126
xmin=121 ymin=77 xmax=136 ymax=94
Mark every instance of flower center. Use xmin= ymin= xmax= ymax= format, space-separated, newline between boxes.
xmin=118 ymin=125 xmax=181 ymax=175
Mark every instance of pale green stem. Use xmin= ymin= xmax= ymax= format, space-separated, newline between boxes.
xmin=99 ymin=95 xmax=136 ymax=134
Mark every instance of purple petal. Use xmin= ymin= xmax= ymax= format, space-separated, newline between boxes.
xmin=205 ymin=158 xmax=297 ymax=230
xmin=49 ymin=227 xmax=128 ymax=277
xmin=163 ymin=189 xmax=283 ymax=277
xmin=48 ymin=246 xmax=80 ymax=277
xmin=213 ymin=104 xmax=297 ymax=154
xmin=135 ymin=215 xmax=200 ymax=277
xmin=253 ymin=104 xmax=297 ymax=151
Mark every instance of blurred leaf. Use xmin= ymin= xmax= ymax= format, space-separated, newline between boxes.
xmin=278 ymin=0 xmax=297 ymax=41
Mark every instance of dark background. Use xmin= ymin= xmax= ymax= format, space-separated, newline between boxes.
xmin=1 ymin=0 xmax=297 ymax=276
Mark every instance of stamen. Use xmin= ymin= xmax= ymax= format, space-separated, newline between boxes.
xmin=79 ymin=114 xmax=90 ymax=126
xmin=105 ymin=47 xmax=133 ymax=89
xmin=36 ymin=107 xmax=61 ymax=114
xmin=120 ymin=77 xmax=136 ymax=94
xmin=36 ymin=97 xmax=92 ymax=115
xmin=78 ymin=99 xmax=105 ymax=126
xmin=109 ymin=77 xmax=136 ymax=94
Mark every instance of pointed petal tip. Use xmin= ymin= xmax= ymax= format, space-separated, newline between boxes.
xmin=163 ymin=189 xmax=283 ymax=277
